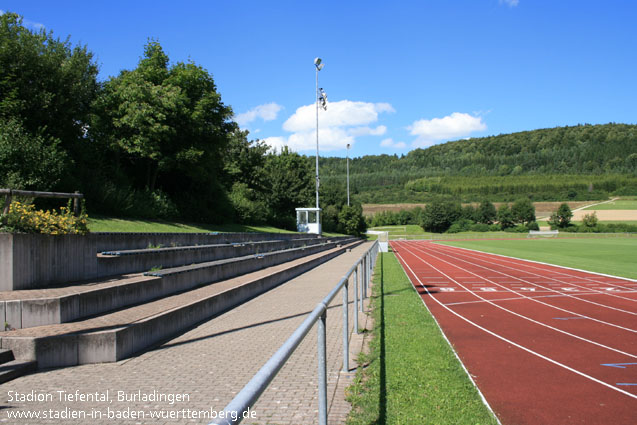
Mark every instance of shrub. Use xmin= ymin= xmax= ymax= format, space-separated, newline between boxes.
xmin=526 ymin=221 xmax=540 ymax=231
xmin=469 ymin=223 xmax=491 ymax=232
xmin=581 ymin=212 xmax=598 ymax=228
xmin=3 ymin=201 xmax=89 ymax=235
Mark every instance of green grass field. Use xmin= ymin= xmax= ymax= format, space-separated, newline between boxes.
xmin=583 ymin=199 xmax=637 ymax=210
xmin=346 ymin=253 xmax=498 ymax=425
xmin=87 ymin=216 xmax=296 ymax=234
xmin=438 ymin=237 xmax=637 ymax=280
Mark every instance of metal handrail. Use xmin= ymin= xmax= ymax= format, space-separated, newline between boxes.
xmin=211 ymin=240 xmax=379 ymax=425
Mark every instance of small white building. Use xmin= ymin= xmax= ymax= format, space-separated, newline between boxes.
xmin=296 ymin=207 xmax=322 ymax=235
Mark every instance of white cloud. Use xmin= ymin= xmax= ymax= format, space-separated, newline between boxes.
xmin=380 ymin=138 xmax=407 ymax=149
xmin=499 ymin=0 xmax=519 ymax=7
xmin=283 ymin=100 xmax=394 ymax=132
xmin=234 ymin=102 xmax=283 ymax=126
xmin=263 ymin=100 xmax=394 ymax=152
xmin=409 ymin=112 xmax=487 ymax=148
xmin=348 ymin=125 xmax=387 ymax=137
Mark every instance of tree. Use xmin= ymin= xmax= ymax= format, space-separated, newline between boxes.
xmin=548 ymin=203 xmax=573 ymax=228
xmin=0 ymin=118 xmax=67 ymax=190
xmin=477 ymin=199 xmax=497 ymax=224
xmin=421 ymin=200 xmax=461 ymax=233
xmin=338 ymin=204 xmax=367 ymax=237
xmin=511 ymin=198 xmax=536 ymax=224
xmin=91 ymin=40 xmax=236 ymax=220
xmin=0 ymin=12 xmax=98 ymax=189
xmin=497 ymin=203 xmax=515 ymax=229
xmin=263 ymin=147 xmax=313 ymax=228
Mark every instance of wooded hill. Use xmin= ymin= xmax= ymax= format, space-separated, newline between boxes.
xmin=320 ymin=124 xmax=637 ymax=203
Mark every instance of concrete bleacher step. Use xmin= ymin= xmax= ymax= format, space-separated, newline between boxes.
xmin=1 ymin=238 xmax=356 ymax=330
xmin=97 ymin=237 xmax=328 ymax=276
xmin=0 ymin=349 xmax=36 ymax=384
xmin=0 ymin=240 xmax=362 ymax=370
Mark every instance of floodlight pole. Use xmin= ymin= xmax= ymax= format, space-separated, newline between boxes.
xmin=346 ymin=143 xmax=350 ymax=206
xmin=315 ymin=60 xmax=321 ymax=210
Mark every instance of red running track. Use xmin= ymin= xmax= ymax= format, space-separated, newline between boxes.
xmin=391 ymin=240 xmax=637 ymax=425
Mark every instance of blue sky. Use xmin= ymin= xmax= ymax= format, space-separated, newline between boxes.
xmin=2 ymin=1 xmax=636 ymax=158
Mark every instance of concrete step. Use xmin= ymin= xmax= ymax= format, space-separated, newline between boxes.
xmin=0 ymin=238 xmax=356 ymax=330
xmin=96 ymin=237 xmax=335 ymax=276
xmin=0 ymin=348 xmax=36 ymax=384
xmin=0 ymin=240 xmax=363 ymax=369
xmin=0 ymin=348 xmax=14 ymax=363
xmin=0 ymin=359 xmax=37 ymax=384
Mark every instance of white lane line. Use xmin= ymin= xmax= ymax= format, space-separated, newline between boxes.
xmin=443 ymin=292 xmax=625 ymax=306
xmin=392 ymin=243 xmax=637 ymax=401
xmin=397 ymin=242 xmax=637 ymax=357
xmin=424 ymin=242 xmax=637 ymax=316
xmin=433 ymin=241 xmax=637 ymax=294
xmin=409 ymin=243 xmax=637 ymax=333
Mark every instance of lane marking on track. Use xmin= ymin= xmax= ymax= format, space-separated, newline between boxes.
xmin=392 ymin=243 xmax=637 ymax=401
xmin=414 ymin=242 xmax=637 ymax=332
xmin=428 ymin=242 xmax=637 ymax=307
xmin=444 ymin=292 xmax=617 ymax=306
xmin=413 ymin=242 xmax=637 ymax=320
xmin=399 ymin=243 xmax=637 ymax=354
xmin=554 ymin=317 xmax=587 ymax=320
xmin=601 ymin=363 xmax=637 ymax=368
xmin=433 ymin=242 xmax=637 ymax=294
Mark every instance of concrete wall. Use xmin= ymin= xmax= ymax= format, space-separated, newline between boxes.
xmin=0 ymin=232 xmax=320 ymax=291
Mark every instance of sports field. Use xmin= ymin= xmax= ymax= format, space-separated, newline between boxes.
xmin=438 ymin=237 xmax=637 ymax=280
xmin=392 ymin=240 xmax=637 ymax=424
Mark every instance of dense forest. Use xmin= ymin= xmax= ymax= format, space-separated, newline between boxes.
xmin=321 ymin=124 xmax=637 ymax=203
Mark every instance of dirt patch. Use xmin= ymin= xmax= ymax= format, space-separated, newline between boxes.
xmin=572 ymin=210 xmax=637 ymax=221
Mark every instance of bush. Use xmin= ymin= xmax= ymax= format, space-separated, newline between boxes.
xmin=581 ymin=212 xmax=598 ymax=228
xmin=504 ymin=224 xmax=530 ymax=233
xmin=526 ymin=221 xmax=540 ymax=231
xmin=469 ymin=223 xmax=491 ymax=232
xmin=3 ymin=201 xmax=89 ymax=235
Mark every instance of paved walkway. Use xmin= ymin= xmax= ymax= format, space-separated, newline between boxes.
xmin=0 ymin=242 xmax=374 ymax=424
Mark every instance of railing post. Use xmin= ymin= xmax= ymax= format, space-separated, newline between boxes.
xmin=363 ymin=254 xmax=368 ymax=300
xmin=359 ymin=261 xmax=364 ymax=312
xmin=318 ymin=310 xmax=328 ymax=425
xmin=342 ymin=280 xmax=349 ymax=372
xmin=353 ymin=268 xmax=359 ymax=334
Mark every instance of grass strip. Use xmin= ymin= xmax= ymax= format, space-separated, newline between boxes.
xmin=439 ymin=238 xmax=637 ymax=280
xmin=87 ymin=215 xmax=296 ymax=233
xmin=346 ymin=252 xmax=499 ymax=425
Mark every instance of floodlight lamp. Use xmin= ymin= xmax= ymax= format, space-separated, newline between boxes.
xmin=314 ymin=57 xmax=324 ymax=70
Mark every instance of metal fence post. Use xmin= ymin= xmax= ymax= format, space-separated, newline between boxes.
xmin=353 ymin=268 xmax=359 ymax=334
xmin=318 ymin=310 xmax=328 ymax=425
xmin=359 ymin=260 xmax=364 ymax=311
xmin=342 ymin=280 xmax=349 ymax=372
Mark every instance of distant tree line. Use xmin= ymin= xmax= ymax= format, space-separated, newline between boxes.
xmin=0 ymin=12 xmax=366 ymax=235
xmin=320 ymin=124 xmax=637 ymax=204
xmin=368 ymin=198 xmax=539 ymax=233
